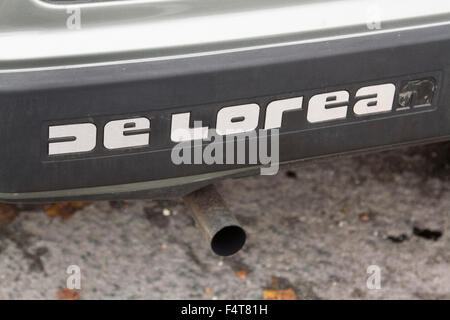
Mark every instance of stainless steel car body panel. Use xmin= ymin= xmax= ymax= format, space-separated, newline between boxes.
xmin=1 ymin=0 xmax=450 ymax=71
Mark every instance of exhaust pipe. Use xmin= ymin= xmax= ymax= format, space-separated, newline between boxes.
xmin=183 ymin=185 xmax=246 ymax=256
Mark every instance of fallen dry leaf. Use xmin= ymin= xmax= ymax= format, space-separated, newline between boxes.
xmin=236 ymin=269 xmax=247 ymax=279
xmin=359 ymin=213 xmax=370 ymax=222
xmin=204 ymin=288 xmax=213 ymax=295
xmin=56 ymin=288 xmax=81 ymax=300
xmin=45 ymin=202 xmax=90 ymax=220
xmin=0 ymin=204 xmax=19 ymax=226
xmin=263 ymin=288 xmax=297 ymax=300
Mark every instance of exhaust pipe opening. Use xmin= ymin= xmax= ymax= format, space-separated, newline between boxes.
xmin=183 ymin=184 xmax=247 ymax=256
xmin=211 ymin=225 xmax=246 ymax=257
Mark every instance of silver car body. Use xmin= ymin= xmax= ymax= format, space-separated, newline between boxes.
xmin=1 ymin=0 xmax=450 ymax=71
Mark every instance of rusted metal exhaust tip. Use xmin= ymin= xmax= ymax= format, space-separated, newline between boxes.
xmin=183 ymin=184 xmax=246 ymax=256
xmin=211 ymin=225 xmax=246 ymax=256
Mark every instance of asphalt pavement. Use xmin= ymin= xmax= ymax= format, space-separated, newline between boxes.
xmin=0 ymin=142 xmax=449 ymax=299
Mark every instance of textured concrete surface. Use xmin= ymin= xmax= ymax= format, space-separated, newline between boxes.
xmin=0 ymin=142 xmax=449 ymax=300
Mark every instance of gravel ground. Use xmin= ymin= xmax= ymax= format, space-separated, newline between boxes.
xmin=0 ymin=142 xmax=449 ymax=300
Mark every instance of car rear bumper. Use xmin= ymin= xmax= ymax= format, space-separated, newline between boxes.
xmin=1 ymin=1 xmax=450 ymax=201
